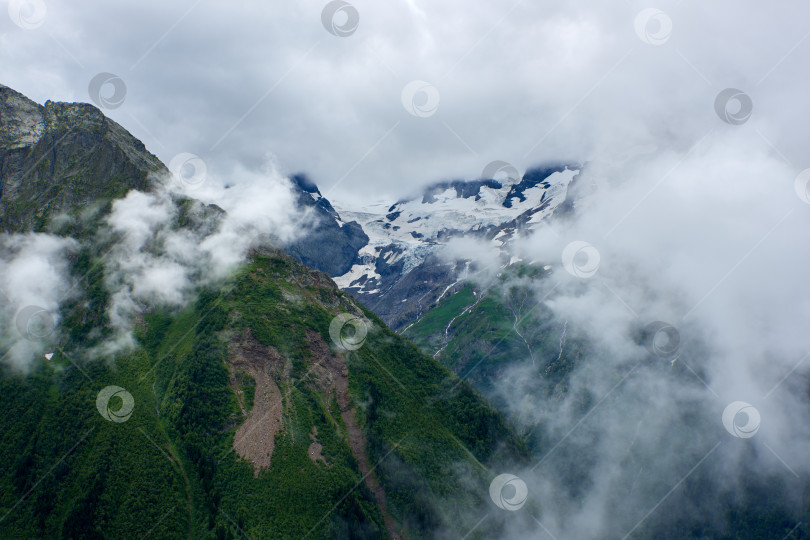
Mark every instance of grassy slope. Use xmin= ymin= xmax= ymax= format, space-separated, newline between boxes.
xmin=402 ymin=284 xmax=476 ymax=351
xmin=403 ymin=269 xmax=810 ymax=540
xmin=0 ymin=251 xmax=528 ymax=539
xmin=404 ymin=272 xmax=585 ymax=397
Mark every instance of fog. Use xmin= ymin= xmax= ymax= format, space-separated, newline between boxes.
xmin=477 ymin=133 xmax=810 ymax=538
xmin=0 ymin=165 xmax=312 ymax=364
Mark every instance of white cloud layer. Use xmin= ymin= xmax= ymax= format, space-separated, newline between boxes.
xmin=0 ymin=233 xmax=77 ymax=371
xmin=100 ymin=165 xmax=310 ymax=353
xmin=478 ymin=131 xmax=810 ymax=538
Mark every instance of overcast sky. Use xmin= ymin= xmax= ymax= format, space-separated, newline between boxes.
xmin=1 ymin=0 xmax=808 ymax=205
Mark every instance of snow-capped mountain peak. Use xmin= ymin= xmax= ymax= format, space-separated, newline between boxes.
xmin=331 ymin=163 xmax=581 ymax=329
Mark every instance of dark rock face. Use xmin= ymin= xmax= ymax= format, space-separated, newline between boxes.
xmin=420 ymin=179 xmax=503 ymax=203
xmin=502 ymin=163 xmax=573 ymax=207
xmin=0 ymin=84 xmax=166 ymax=232
xmin=350 ymin=252 xmax=458 ymax=331
xmin=282 ymin=174 xmax=368 ymax=277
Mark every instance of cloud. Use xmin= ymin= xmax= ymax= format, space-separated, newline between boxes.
xmin=437 ymin=235 xmax=503 ymax=278
xmin=0 ymin=233 xmax=77 ymax=371
xmin=476 ymin=131 xmax=810 ymax=538
xmin=1 ymin=1 xmax=807 ymax=204
xmin=0 ymin=160 xmax=313 ymax=365
xmin=99 ymin=163 xmax=312 ymax=352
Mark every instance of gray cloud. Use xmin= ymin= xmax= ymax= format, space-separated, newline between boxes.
xmin=475 ymin=132 xmax=810 ymax=537
xmin=1 ymin=1 xmax=807 ymax=204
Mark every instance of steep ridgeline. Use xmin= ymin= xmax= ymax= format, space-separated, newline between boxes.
xmin=0 ymin=84 xmax=166 ymax=232
xmin=332 ymin=165 xmax=581 ymax=330
xmin=0 ymin=85 xmax=367 ymax=270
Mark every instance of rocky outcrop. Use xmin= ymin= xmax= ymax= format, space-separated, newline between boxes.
xmin=0 ymin=84 xmax=166 ymax=232
xmin=0 ymin=85 xmax=45 ymax=150
xmin=282 ymin=173 xmax=369 ymax=277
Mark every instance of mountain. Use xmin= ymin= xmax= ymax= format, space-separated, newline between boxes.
xmin=0 ymin=84 xmax=166 ymax=232
xmin=331 ymin=164 xmax=581 ymax=330
xmin=0 ymin=248 xmax=529 ymax=539
xmin=283 ymin=174 xmax=369 ymax=277
xmin=0 ymin=86 xmax=530 ymax=539
xmin=4 ymin=84 xmax=807 ymax=540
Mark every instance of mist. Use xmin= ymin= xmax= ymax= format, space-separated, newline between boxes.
xmin=0 ymin=164 xmax=313 ymax=366
xmin=0 ymin=233 xmax=77 ymax=371
xmin=474 ymin=131 xmax=810 ymax=538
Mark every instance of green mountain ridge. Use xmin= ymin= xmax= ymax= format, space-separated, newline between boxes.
xmin=0 ymin=248 xmax=529 ymax=538
xmin=0 ymin=85 xmax=530 ymax=539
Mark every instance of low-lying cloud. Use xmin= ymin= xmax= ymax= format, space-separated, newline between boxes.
xmin=474 ymin=132 xmax=810 ymax=538
xmin=0 ymin=233 xmax=77 ymax=371
xmin=0 ymin=164 xmax=313 ymax=366
xmin=100 ymin=164 xmax=313 ymax=353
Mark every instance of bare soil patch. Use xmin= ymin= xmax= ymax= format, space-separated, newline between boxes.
xmin=305 ymin=330 xmax=402 ymax=539
xmin=307 ymin=426 xmax=328 ymax=465
xmin=228 ymin=329 xmax=288 ymax=476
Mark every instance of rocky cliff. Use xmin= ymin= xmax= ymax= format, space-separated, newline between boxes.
xmin=0 ymin=84 xmax=166 ymax=232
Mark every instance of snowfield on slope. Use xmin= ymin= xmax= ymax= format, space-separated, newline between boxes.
xmin=332 ymin=167 xmax=579 ymax=294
